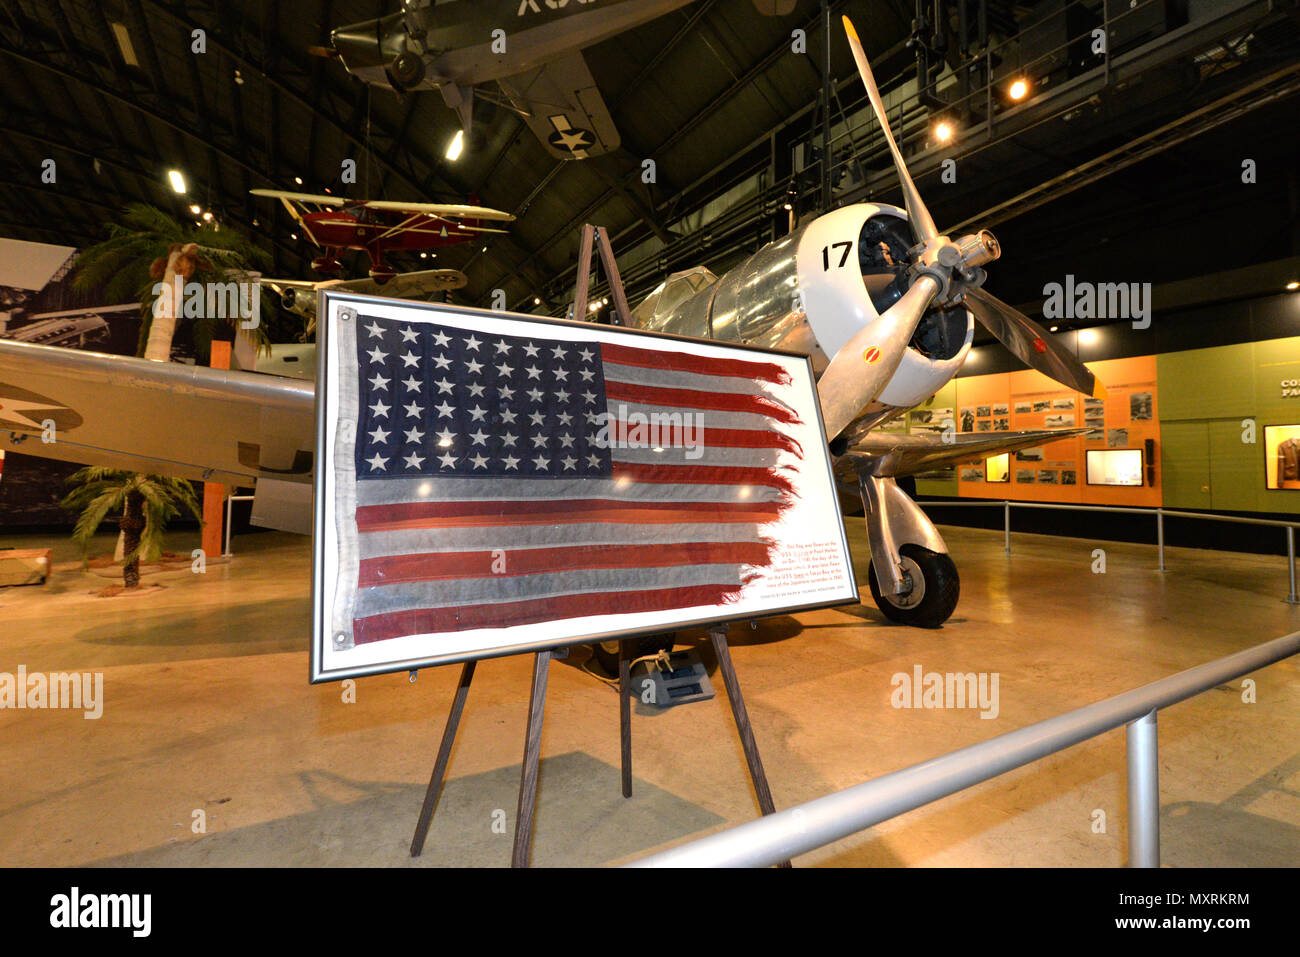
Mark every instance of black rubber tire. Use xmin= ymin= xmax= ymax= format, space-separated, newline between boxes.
xmin=591 ymin=634 xmax=675 ymax=674
xmin=867 ymin=544 xmax=960 ymax=628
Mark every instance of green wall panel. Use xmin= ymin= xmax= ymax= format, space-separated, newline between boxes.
xmin=1160 ymin=421 xmax=1211 ymax=510
xmin=1157 ymin=343 xmax=1255 ymax=421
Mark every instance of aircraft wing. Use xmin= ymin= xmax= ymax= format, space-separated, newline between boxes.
xmin=0 ymin=339 xmax=315 ymax=487
xmin=498 ymin=51 xmax=620 ymax=160
xmin=840 ymin=428 xmax=1093 ymax=478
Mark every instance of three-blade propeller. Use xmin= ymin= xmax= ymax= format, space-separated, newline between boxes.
xmin=821 ymin=16 xmax=1105 ymax=439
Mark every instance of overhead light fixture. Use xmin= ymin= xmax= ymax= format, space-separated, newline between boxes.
xmin=1008 ymin=78 xmax=1029 ymax=101
xmin=1287 ymin=281 xmax=1299 ymax=291
xmin=445 ymin=129 xmax=465 ymax=162
xmin=1049 ymin=325 xmax=1059 ymax=332
xmin=189 ymin=204 xmax=201 ymax=215
xmin=202 ymin=211 xmax=213 ymax=222
xmin=533 ymin=297 xmax=542 ymax=306
xmin=933 ymin=120 xmax=954 ymax=143
xmin=110 ymin=21 xmax=139 ymax=67
xmin=1079 ymin=328 xmax=1099 ymax=345
xmin=419 ymin=251 xmax=428 ymax=258
xmin=167 ymin=170 xmax=186 ymax=194
xmin=293 ymin=176 xmax=303 ymax=185
xmin=289 ymin=232 xmax=298 ymax=240
xmin=783 ymin=202 xmax=793 ymax=211
xmin=233 ymin=69 xmax=244 ymax=85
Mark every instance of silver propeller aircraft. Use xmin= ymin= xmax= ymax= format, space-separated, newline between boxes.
xmin=324 ymin=0 xmax=794 ymax=160
xmin=0 ymin=16 xmax=1100 ymax=627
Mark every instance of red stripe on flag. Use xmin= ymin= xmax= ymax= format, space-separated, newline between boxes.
xmin=612 ymin=461 xmax=796 ymax=497
xmin=608 ymin=420 xmax=803 ymax=457
xmin=601 ymin=342 xmax=791 ymax=385
xmin=603 ymin=380 xmax=800 ymax=425
xmin=358 ymin=540 xmax=776 ymax=587
xmin=356 ymin=497 xmax=783 ymax=532
xmin=353 ymin=584 xmax=745 ymax=644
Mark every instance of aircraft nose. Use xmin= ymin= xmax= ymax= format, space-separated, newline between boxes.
xmin=330 ymin=15 xmax=402 ymax=72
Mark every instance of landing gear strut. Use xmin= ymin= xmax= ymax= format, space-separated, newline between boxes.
xmin=857 ymin=468 xmax=960 ymax=627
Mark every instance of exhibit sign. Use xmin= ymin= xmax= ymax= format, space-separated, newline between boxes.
xmin=311 ymin=292 xmax=857 ymax=682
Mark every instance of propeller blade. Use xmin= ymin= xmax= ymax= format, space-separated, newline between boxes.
xmin=818 ymin=275 xmax=942 ymax=441
xmin=842 ymin=15 xmax=939 ymax=243
xmin=964 ymin=286 xmax=1106 ymax=398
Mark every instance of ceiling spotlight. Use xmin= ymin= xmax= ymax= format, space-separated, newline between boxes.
xmin=202 ymin=211 xmax=213 ymax=222
xmin=782 ymin=202 xmax=792 ymax=211
xmin=233 ymin=69 xmax=244 ymax=85
xmin=533 ymin=297 xmax=542 ymax=305
xmin=290 ymin=232 xmax=298 ymax=240
xmin=1049 ymin=325 xmax=1059 ymax=332
xmin=167 ymin=169 xmax=186 ymax=194
xmin=1008 ymin=78 xmax=1029 ymax=101
xmin=189 ymin=204 xmax=201 ymax=215
xmin=420 ymin=251 xmax=428 ymax=258
xmin=445 ymin=129 xmax=465 ymax=162
xmin=1079 ymin=328 xmax=1099 ymax=345
xmin=933 ymin=120 xmax=954 ymax=143
xmin=293 ymin=176 xmax=303 ymax=185
xmin=588 ymin=301 xmax=601 ymax=312
xmin=1287 ymin=281 xmax=1299 ymax=291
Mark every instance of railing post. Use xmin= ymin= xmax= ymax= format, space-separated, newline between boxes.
xmin=1004 ymin=501 xmax=1011 ymax=553
xmin=1126 ymin=709 xmax=1160 ymax=868
xmin=1287 ymin=527 xmax=1299 ymax=605
xmin=1157 ymin=508 xmax=1165 ymax=572
xmin=224 ymin=492 xmax=234 ymax=558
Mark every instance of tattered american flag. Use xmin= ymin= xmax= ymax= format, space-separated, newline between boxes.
xmin=331 ymin=314 xmax=806 ymax=647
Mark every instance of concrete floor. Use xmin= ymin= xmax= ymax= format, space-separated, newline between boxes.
xmin=1 ymin=521 xmax=1297 ymax=868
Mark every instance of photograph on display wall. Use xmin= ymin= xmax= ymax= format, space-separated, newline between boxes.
xmin=994 ymin=417 xmax=1009 ymax=431
xmin=1032 ymin=399 xmax=1051 ymax=412
xmin=960 ymin=467 xmax=984 ymax=482
xmin=1085 ymin=414 xmax=1105 ymax=428
xmin=1014 ymin=401 xmax=1032 ymax=414
xmin=312 ymin=294 xmax=858 ymax=682
xmin=1130 ymin=392 xmax=1153 ymax=420
xmin=1038 ymin=469 xmax=1058 ymax=484
xmin=1084 ymin=397 xmax=1105 ymax=411
xmin=1051 ymin=398 xmax=1075 ymax=410
xmin=976 ymin=404 xmax=991 ymax=418
xmin=960 ymin=408 xmax=975 ymax=432
xmin=992 ymin=403 xmax=1009 ymax=416
xmin=1015 ymin=447 xmax=1044 ymax=462
xmin=1061 ymin=469 xmax=1078 ymax=486
xmin=1264 ymin=424 xmax=1300 ymax=490
xmin=1108 ymin=428 xmax=1130 ymax=448
xmin=1045 ymin=413 xmax=1075 ymax=427
xmin=909 ymin=408 xmax=952 ymax=434
xmin=1015 ymin=469 xmax=1036 ymax=484
xmin=977 ymin=419 xmax=992 ymax=431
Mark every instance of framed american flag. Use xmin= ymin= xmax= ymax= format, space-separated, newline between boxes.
xmin=311 ymin=292 xmax=857 ymax=682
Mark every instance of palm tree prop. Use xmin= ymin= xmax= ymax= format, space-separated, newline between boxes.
xmin=70 ymin=203 xmax=277 ymax=361
xmin=60 ymin=467 xmax=202 ymax=590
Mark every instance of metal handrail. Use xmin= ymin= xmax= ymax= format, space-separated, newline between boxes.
xmin=629 ymin=630 xmax=1300 ymax=868
xmin=916 ymin=498 xmax=1300 ymax=603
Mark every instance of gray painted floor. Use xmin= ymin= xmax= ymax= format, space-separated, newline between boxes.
xmin=1 ymin=522 xmax=1297 ymax=867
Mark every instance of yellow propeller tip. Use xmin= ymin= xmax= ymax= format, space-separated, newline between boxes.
xmin=842 ymin=15 xmax=859 ymax=42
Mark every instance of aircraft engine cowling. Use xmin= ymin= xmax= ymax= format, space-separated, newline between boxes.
xmin=698 ymin=203 xmax=971 ymax=417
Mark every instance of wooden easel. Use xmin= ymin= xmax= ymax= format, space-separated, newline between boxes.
xmin=408 ymin=625 xmax=790 ymax=867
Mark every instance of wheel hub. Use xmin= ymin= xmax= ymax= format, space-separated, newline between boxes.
xmin=884 ymin=555 xmax=926 ymax=609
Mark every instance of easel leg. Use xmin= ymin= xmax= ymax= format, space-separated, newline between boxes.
xmin=512 ymin=650 xmax=551 ymax=868
xmin=709 ymin=628 xmax=792 ymax=868
xmin=619 ymin=638 xmax=632 ymax=798
xmin=410 ymin=660 xmax=477 ymax=858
